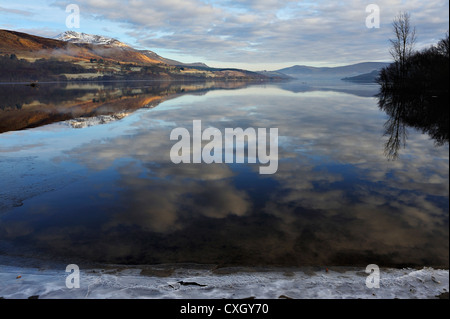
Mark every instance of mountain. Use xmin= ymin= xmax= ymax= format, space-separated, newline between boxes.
xmin=342 ymin=70 xmax=381 ymax=83
xmin=277 ymin=62 xmax=390 ymax=79
xmin=54 ymin=31 xmax=131 ymax=48
xmin=1 ymin=29 xmax=279 ymax=82
xmin=0 ymin=29 xmax=161 ymax=64
xmin=56 ymin=31 xmax=209 ymax=68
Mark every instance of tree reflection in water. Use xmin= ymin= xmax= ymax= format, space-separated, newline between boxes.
xmin=378 ymin=85 xmax=449 ymax=160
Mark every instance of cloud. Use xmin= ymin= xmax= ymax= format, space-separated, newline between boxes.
xmin=0 ymin=5 xmax=33 ymax=16
xmin=46 ymin=0 xmax=449 ymax=66
xmin=3 ymin=0 xmax=449 ymax=67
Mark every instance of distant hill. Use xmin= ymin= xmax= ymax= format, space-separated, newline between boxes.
xmin=138 ymin=49 xmax=209 ymax=68
xmin=277 ymin=62 xmax=390 ymax=79
xmin=342 ymin=70 xmax=381 ymax=83
xmin=256 ymin=70 xmax=292 ymax=79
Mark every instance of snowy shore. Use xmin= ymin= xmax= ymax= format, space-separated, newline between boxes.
xmin=0 ymin=261 xmax=448 ymax=299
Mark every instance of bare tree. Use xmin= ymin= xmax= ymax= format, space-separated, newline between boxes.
xmin=436 ymin=31 xmax=449 ymax=58
xmin=389 ymin=12 xmax=417 ymax=74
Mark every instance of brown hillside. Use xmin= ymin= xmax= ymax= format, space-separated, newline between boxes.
xmin=0 ymin=29 xmax=162 ymax=64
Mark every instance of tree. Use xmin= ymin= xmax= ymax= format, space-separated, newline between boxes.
xmin=389 ymin=12 xmax=416 ymax=75
xmin=436 ymin=32 xmax=449 ymax=58
xmin=377 ymin=32 xmax=449 ymax=160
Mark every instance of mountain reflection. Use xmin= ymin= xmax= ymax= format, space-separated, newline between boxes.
xmin=0 ymin=81 xmax=254 ymax=133
xmin=378 ymin=86 xmax=449 ymax=160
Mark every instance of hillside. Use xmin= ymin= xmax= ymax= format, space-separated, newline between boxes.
xmin=139 ymin=49 xmax=209 ymax=68
xmin=54 ymin=31 xmax=209 ymax=68
xmin=0 ymin=29 xmax=279 ymax=82
xmin=0 ymin=29 xmax=161 ymax=64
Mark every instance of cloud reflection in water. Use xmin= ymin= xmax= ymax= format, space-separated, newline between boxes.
xmin=0 ymin=83 xmax=448 ymax=267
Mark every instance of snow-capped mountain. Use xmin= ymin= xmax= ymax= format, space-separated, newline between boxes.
xmin=54 ymin=31 xmax=130 ymax=48
xmin=54 ymin=31 xmax=210 ymax=67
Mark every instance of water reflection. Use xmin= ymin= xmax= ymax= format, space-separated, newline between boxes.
xmin=378 ymin=86 xmax=449 ymax=160
xmin=0 ymin=82 xmax=448 ymax=268
xmin=0 ymin=81 xmax=254 ymax=133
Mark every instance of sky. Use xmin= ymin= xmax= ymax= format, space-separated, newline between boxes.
xmin=0 ymin=0 xmax=448 ymax=70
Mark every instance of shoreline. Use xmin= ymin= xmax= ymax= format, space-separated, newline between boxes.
xmin=0 ymin=256 xmax=448 ymax=299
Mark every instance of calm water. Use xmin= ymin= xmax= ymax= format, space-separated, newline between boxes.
xmin=0 ymin=80 xmax=448 ymax=267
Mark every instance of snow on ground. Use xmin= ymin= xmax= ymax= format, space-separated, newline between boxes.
xmin=54 ymin=31 xmax=130 ymax=48
xmin=0 ymin=262 xmax=448 ymax=299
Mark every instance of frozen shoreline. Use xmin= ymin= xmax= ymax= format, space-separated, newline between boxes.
xmin=0 ymin=261 xmax=448 ymax=299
